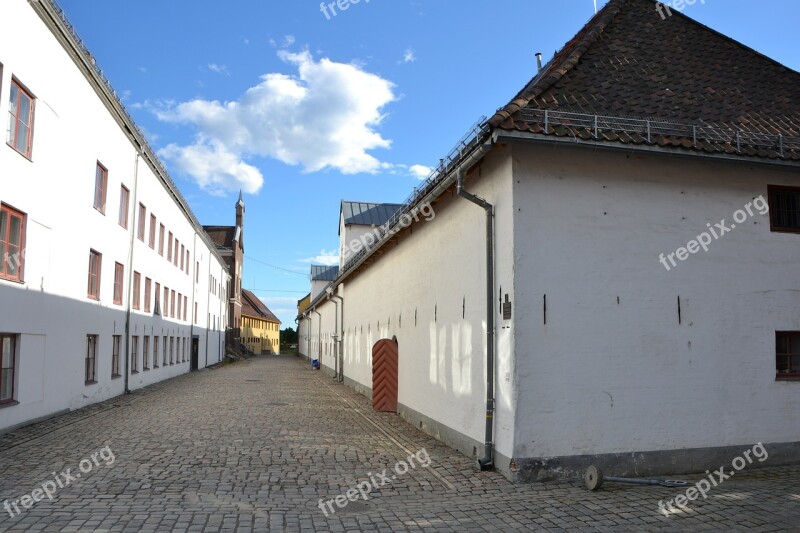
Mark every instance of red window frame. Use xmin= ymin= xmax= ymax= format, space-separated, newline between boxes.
xmin=111 ymin=335 xmax=121 ymax=378
xmin=164 ymin=286 xmax=169 ymax=316
xmin=130 ymin=335 xmax=138 ymax=373
xmin=8 ymin=79 xmax=35 ymax=159
xmin=768 ymin=185 xmax=800 ymax=234
xmin=177 ymin=292 xmax=182 ymax=320
xmin=144 ymin=277 xmax=152 ymax=313
xmin=118 ymin=185 xmax=129 ymax=228
xmin=184 ymin=296 xmax=188 ymax=321
xmin=86 ymin=335 xmax=98 ymax=384
xmin=154 ymin=282 xmax=161 ymax=314
xmin=171 ymin=289 xmax=176 ymax=318
xmin=113 ymin=262 xmax=124 ymax=305
xmin=185 ymin=251 xmax=190 ymax=275
xmin=132 ymin=271 xmax=141 ymax=310
xmin=0 ymin=334 xmax=17 ymax=403
xmin=94 ymin=163 xmax=108 ymax=214
xmin=776 ymin=331 xmax=800 ymax=379
xmin=174 ymin=239 xmax=179 ymax=267
xmin=149 ymin=215 xmax=157 ymax=248
xmin=167 ymin=232 xmax=173 ymax=261
xmin=0 ymin=203 xmax=26 ymax=282
xmin=137 ymin=203 xmax=146 ymax=241
xmin=87 ymin=250 xmax=102 ymax=300
xmin=159 ymin=224 xmax=165 ymax=256
xmin=180 ymin=244 xmax=185 ymax=271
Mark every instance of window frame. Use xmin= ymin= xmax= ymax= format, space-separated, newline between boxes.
xmin=167 ymin=232 xmax=173 ymax=261
xmin=130 ymin=335 xmax=138 ymax=373
xmin=94 ymin=163 xmax=108 ymax=214
xmin=87 ymin=250 xmax=102 ymax=300
xmin=7 ymin=78 xmax=35 ymax=159
xmin=137 ymin=203 xmax=146 ymax=241
xmin=768 ymin=185 xmax=800 ymax=234
xmin=111 ymin=335 xmax=121 ymax=378
xmin=776 ymin=331 xmax=800 ymax=380
xmin=132 ymin=271 xmax=141 ymax=310
xmin=144 ymin=277 xmax=152 ymax=313
xmin=118 ymin=185 xmax=129 ymax=228
xmin=0 ymin=203 xmax=27 ymax=282
xmin=149 ymin=215 xmax=157 ymax=249
xmin=158 ymin=224 xmax=165 ymax=256
xmin=86 ymin=335 xmax=98 ymax=384
xmin=113 ymin=262 xmax=124 ymax=305
xmin=171 ymin=289 xmax=176 ymax=318
xmin=143 ymin=335 xmax=150 ymax=371
xmin=154 ymin=281 xmax=161 ymax=315
xmin=0 ymin=334 xmax=17 ymax=403
xmin=153 ymin=335 xmax=159 ymax=368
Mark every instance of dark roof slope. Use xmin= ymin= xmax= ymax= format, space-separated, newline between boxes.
xmin=311 ymin=265 xmax=339 ymax=281
xmin=203 ymin=226 xmax=236 ymax=249
xmin=489 ymin=0 xmax=800 ymax=161
xmin=241 ymin=289 xmax=280 ymax=323
xmin=340 ymin=201 xmax=403 ymax=227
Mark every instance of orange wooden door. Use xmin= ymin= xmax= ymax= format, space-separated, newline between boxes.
xmin=372 ymin=339 xmax=398 ymax=412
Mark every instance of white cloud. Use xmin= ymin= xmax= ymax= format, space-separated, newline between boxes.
xmin=208 ymin=63 xmax=230 ymax=76
xmin=401 ymin=48 xmax=416 ymax=64
xmin=299 ymin=249 xmax=339 ymax=266
xmin=155 ymin=50 xmax=398 ymax=193
xmin=409 ymin=164 xmax=431 ymax=180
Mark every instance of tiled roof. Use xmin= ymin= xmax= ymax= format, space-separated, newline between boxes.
xmin=311 ymin=265 xmax=339 ymax=282
xmin=203 ymin=226 xmax=236 ymax=249
xmin=340 ymin=201 xmax=403 ymax=227
xmin=241 ymin=289 xmax=280 ymax=323
xmin=488 ymin=0 xmax=800 ymax=161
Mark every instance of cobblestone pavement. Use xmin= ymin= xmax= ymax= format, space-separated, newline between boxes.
xmin=1 ymin=355 xmax=798 ymax=532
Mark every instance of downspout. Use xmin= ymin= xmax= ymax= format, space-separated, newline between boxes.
xmin=457 ymin=167 xmax=495 ymax=471
xmin=123 ymin=150 xmax=141 ymax=394
xmin=313 ymin=309 xmax=322 ymax=367
xmin=333 ymin=294 xmax=344 ymax=383
xmin=329 ymin=294 xmax=339 ymax=379
xmin=205 ymin=250 xmax=211 ymax=368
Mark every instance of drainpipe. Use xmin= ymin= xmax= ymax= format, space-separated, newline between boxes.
xmin=457 ymin=168 xmax=495 ymax=471
xmin=327 ymin=292 xmax=339 ymax=379
xmin=313 ymin=310 xmax=322 ymax=368
xmin=123 ymin=150 xmax=142 ymax=394
xmin=332 ymin=294 xmax=344 ymax=383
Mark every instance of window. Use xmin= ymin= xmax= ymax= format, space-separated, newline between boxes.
xmin=118 ymin=186 xmax=130 ymax=228
xmin=171 ymin=289 xmax=176 ymax=318
xmin=154 ymin=282 xmax=161 ymax=315
xmin=137 ymin=203 xmax=146 ymax=241
xmin=162 ymin=336 xmax=167 ymax=366
xmin=194 ymin=302 xmax=198 ymax=324
xmin=174 ymin=240 xmax=179 ymax=267
xmin=86 ymin=335 xmax=98 ymax=384
xmin=769 ymin=185 xmax=800 ymax=233
xmin=131 ymin=335 xmax=138 ymax=373
xmin=0 ymin=204 xmax=26 ymax=282
xmin=94 ymin=163 xmax=108 ymax=213
xmin=167 ymin=232 xmax=173 ymax=261
xmin=177 ymin=292 xmax=182 ymax=320
xmin=170 ymin=337 xmax=174 ymax=364
xmin=132 ymin=272 xmax=141 ymax=310
xmin=158 ymin=224 xmax=165 ymax=256
xmin=185 ymin=251 xmax=190 ymax=274
xmin=87 ymin=250 xmax=102 ymax=299
xmin=180 ymin=244 xmax=185 ymax=271
xmin=777 ymin=332 xmax=800 ymax=379
xmin=1 ymin=334 xmax=17 ymax=403
xmin=143 ymin=336 xmax=150 ymax=370
xmin=164 ymin=286 xmax=169 ymax=317
xmin=149 ymin=215 xmax=156 ymax=248
xmin=8 ymin=79 xmax=35 ymax=158
xmin=153 ymin=336 xmax=159 ymax=368
xmin=144 ymin=277 xmax=152 ymax=313
xmin=184 ymin=296 xmax=188 ymax=322
xmin=196 ymin=261 xmax=199 ymax=283
xmin=113 ymin=262 xmax=124 ymax=305
xmin=111 ymin=335 xmax=121 ymax=378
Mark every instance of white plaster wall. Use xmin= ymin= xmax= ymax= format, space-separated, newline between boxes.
xmin=0 ymin=0 xmax=227 ymax=432
xmin=512 ymin=141 xmax=800 ymax=459
xmin=317 ymin=146 xmax=518 ymax=459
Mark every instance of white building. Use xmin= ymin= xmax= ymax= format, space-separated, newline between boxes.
xmin=299 ymin=0 xmax=800 ymax=481
xmin=0 ymin=0 xmax=229 ymax=433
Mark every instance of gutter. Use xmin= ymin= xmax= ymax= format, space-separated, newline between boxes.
xmin=456 ymin=169 xmax=496 ymax=471
xmin=332 ymin=294 xmax=344 ymax=383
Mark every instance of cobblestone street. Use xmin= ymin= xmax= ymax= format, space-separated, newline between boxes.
xmin=0 ymin=355 xmax=798 ymax=532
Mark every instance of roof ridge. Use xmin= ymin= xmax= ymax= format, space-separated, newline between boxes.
xmin=488 ymin=0 xmax=627 ymax=129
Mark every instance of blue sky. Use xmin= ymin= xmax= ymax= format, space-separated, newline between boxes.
xmin=56 ymin=0 xmax=799 ymax=327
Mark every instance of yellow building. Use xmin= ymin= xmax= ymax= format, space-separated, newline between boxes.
xmin=241 ymin=289 xmax=281 ymax=354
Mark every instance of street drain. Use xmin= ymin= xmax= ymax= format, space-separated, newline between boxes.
xmin=337 ymin=500 xmax=370 ymax=514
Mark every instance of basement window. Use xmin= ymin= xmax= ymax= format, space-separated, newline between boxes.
xmin=768 ymin=185 xmax=800 ymax=233
xmin=776 ymin=332 xmax=800 ymax=380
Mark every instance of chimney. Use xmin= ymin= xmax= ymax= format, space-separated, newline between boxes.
xmin=536 ymin=52 xmax=543 ymax=73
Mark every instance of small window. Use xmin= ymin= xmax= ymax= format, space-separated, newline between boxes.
xmin=167 ymin=232 xmax=173 ymax=261
xmin=162 ymin=336 xmax=167 ymax=366
xmin=94 ymin=163 xmax=108 ymax=214
xmin=776 ymin=332 xmax=800 ymax=379
xmin=131 ymin=335 xmax=138 ymax=373
xmin=768 ymin=185 xmax=800 ymax=233
xmin=170 ymin=337 xmax=174 ymax=364
xmin=196 ymin=261 xmax=199 ymax=283
xmin=144 ymin=277 xmax=152 ymax=313
xmin=87 ymin=250 xmax=102 ymax=300
xmin=113 ymin=262 xmax=124 ymax=305
xmin=1 ymin=334 xmax=17 ymax=403
xmin=180 ymin=244 xmax=185 ymax=271
xmin=86 ymin=335 xmax=98 ymax=384
xmin=137 ymin=203 xmax=146 ymax=241
xmin=132 ymin=271 xmax=141 ymax=310
xmin=153 ymin=335 xmax=159 ymax=368
xmin=184 ymin=295 xmax=188 ymax=322
xmin=149 ymin=215 xmax=157 ymax=249
xmin=171 ymin=289 xmax=176 ymax=318
xmin=154 ymin=282 xmax=161 ymax=315
xmin=177 ymin=292 xmax=182 ymax=320
xmin=111 ymin=335 xmax=121 ymax=378
xmin=174 ymin=240 xmax=179 ymax=267
xmin=158 ymin=224 xmax=165 ymax=256
xmin=0 ymin=203 xmax=27 ymax=282
xmin=164 ymin=286 xmax=169 ymax=317
xmin=143 ymin=335 xmax=150 ymax=370
xmin=7 ymin=79 xmax=35 ymax=159
xmin=118 ymin=185 xmax=129 ymax=228
xmin=194 ymin=302 xmax=198 ymax=324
